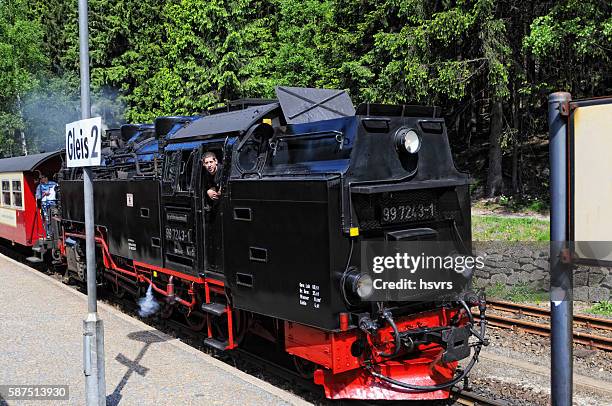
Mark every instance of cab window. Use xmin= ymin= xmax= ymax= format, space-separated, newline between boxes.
xmin=163 ymin=149 xmax=197 ymax=193
xmin=177 ymin=149 xmax=196 ymax=192
xmin=163 ymin=151 xmax=181 ymax=188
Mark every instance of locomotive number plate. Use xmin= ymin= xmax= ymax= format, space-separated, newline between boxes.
xmin=165 ymin=227 xmax=193 ymax=244
xmin=380 ymin=202 xmax=436 ymax=224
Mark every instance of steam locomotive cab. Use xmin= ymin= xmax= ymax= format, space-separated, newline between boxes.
xmin=212 ymin=88 xmax=483 ymax=399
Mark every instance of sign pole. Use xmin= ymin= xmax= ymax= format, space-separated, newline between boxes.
xmin=548 ymin=91 xmax=572 ymax=406
xmin=78 ymin=0 xmax=106 ymax=403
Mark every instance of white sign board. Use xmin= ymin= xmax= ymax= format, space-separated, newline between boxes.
xmin=569 ymin=98 xmax=612 ymax=264
xmin=65 ymin=117 xmax=102 ymax=168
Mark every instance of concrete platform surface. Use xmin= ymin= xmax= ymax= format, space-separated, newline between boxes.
xmin=0 ymin=254 xmax=311 ymax=406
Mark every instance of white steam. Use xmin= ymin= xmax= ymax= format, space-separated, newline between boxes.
xmin=138 ymin=285 xmax=160 ymax=317
xmin=21 ymin=83 xmax=125 ymax=154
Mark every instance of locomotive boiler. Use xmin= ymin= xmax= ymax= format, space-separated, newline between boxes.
xmin=52 ymin=87 xmax=487 ymax=401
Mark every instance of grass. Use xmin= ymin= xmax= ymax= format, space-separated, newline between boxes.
xmin=472 ymin=215 xmax=549 ymax=241
xmin=479 ymin=282 xmax=549 ymax=303
xmin=586 ymin=301 xmax=612 ymax=317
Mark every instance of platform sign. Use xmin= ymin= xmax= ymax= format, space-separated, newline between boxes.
xmin=568 ymin=97 xmax=612 ymax=264
xmin=65 ymin=117 xmax=102 ymax=168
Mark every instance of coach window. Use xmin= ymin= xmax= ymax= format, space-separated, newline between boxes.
xmin=12 ymin=180 xmax=22 ymax=208
xmin=1 ymin=180 xmax=11 ymax=206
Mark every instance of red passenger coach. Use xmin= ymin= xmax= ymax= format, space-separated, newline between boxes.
xmin=0 ymin=151 xmax=62 ymax=246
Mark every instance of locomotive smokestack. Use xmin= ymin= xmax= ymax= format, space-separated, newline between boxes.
xmin=138 ymin=285 xmax=160 ymax=317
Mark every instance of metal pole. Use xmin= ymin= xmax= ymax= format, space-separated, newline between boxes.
xmin=548 ymin=91 xmax=572 ymax=406
xmin=79 ymin=0 xmax=106 ymax=403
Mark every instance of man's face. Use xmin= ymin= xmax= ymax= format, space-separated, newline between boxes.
xmin=203 ymin=156 xmax=218 ymax=174
xmin=41 ymin=177 xmax=48 ymax=184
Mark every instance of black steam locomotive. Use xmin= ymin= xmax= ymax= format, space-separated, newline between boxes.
xmin=45 ymin=87 xmax=487 ymax=400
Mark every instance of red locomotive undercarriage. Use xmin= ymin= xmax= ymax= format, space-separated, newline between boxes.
xmin=62 ymin=230 xmax=485 ymax=401
xmin=287 ymin=309 xmax=467 ymax=400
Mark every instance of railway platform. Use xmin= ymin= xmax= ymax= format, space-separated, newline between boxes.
xmin=0 ymin=254 xmax=311 ymax=406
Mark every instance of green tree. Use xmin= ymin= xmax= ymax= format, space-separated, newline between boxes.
xmin=523 ymin=0 xmax=611 ymax=97
xmin=0 ymin=0 xmax=48 ymax=155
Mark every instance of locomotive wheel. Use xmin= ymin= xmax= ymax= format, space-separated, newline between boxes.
xmin=185 ymin=310 xmax=207 ymax=331
xmin=51 ymin=248 xmax=62 ymax=261
xmin=160 ymin=302 xmax=174 ymax=319
xmin=61 ymin=268 xmax=72 ymax=284
xmin=233 ymin=310 xmax=250 ymax=345
xmin=293 ymin=356 xmax=316 ymax=379
xmin=130 ymin=285 xmax=142 ymax=300
xmin=207 ymin=308 xmax=247 ymax=346
xmin=211 ymin=315 xmax=229 ymax=342
xmin=112 ymin=282 xmax=126 ymax=299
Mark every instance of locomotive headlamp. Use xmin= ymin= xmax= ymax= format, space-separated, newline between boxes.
xmin=354 ymin=273 xmax=374 ymax=299
xmin=342 ymin=268 xmax=374 ymax=301
xmin=395 ymin=128 xmax=421 ymax=154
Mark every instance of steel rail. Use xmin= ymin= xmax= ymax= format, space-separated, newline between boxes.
xmin=487 ymin=299 xmax=612 ymax=332
xmin=451 ymin=388 xmax=509 ymax=406
xmin=483 ymin=313 xmax=612 ymax=351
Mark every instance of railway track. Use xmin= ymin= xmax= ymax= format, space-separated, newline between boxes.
xmin=451 ymin=388 xmax=509 ymax=406
xmin=484 ymin=299 xmax=612 ymax=351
